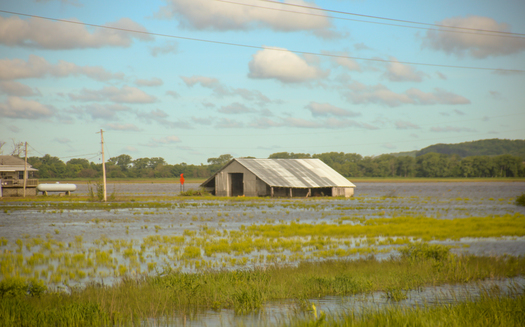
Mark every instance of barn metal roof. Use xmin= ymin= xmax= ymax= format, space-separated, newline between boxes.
xmin=203 ymin=158 xmax=355 ymax=188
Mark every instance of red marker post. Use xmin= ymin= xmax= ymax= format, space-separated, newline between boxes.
xmin=180 ymin=173 xmax=185 ymax=193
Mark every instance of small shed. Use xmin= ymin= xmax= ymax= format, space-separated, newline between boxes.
xmin=201 ymin=158 xmax=356 ymax=197
xmin=0 ymin=155 xmax=38 ymax=197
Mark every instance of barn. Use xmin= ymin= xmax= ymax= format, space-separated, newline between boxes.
xmin=201 ymin=158 xmax=356 ymax=197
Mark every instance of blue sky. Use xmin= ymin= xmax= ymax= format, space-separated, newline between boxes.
xmin=0 ymin=0 xmax=524 ymax=165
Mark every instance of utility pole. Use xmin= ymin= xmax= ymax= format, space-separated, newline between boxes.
xmin=97 ymin=129 xmax=107 ymax=202
xmin=23 ymin=142 xmax=27 ymax=197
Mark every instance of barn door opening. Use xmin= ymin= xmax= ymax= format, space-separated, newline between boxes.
xmin=229 ymin=173 xmax=243 ymax=197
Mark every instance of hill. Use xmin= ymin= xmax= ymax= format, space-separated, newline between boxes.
xmin=416 ymin=139 xmax=525 ymax=159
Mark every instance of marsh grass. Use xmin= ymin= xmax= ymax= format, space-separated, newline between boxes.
xmin=284 ymin=289 xmax=525 ymax=327
xmin=1 ymin=247 xmax=525 ymax=326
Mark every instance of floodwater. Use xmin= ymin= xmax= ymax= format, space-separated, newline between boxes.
xmin=1 ymin=182 xmax=525 ymax=325
xmin=166 ymin=276 xmax=525 ymax=327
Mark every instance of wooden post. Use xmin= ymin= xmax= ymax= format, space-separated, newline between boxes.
xmin=97 ymin=129 xmax=107 ymax=202
xmin=289 ymin=188 xmax=292 ymax=198
xmin=271 ymin=187 xmax=274 ymax=197
xmin=23 ymin=142 xmax=27 ymax=197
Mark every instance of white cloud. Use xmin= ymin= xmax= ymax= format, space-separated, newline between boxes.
xmin=430 ymin=126 xmax=476 ymax=132
xmin=150 ymin=41 xmax=178 ymax=56
xmin=218 ymin=102 xmax=255 ymax=114
xmin=344 ymin=83 xmax=470 ymax=107
xmin=135 ymin=77 xmax=163 ymax=87
xmin=0 ymin=16 xmax=152 ymax=49
xmin=306 ymin=102 xmax=360 ymax=117
xmin=406 ymin=88 xmax=470 ymax=105
xmin=105 ymin=123 xmax=141 ymax=131
xmin=395 ymin=121 xmax=420 ymax=129
xmin=137 ymin=108 xmax=192 ymax=129
xmin=249 ymin=117 xmax=283 ymax=129
xmin=151 ymin=135 xmax=181 ymax=144
xmin=69 ymin=103 xmax=132 ymax=120
xmin=215 ymin=118 xmax=244 ymax=128
xmin=0 ymin=55 xmax=124 ymax=81
xmin=332 ymin=53 xmax=361 ymax=71
xmin=423 ymin=16 xmax=525 ymax=58
xmin=181 ymin=75 xmax=274 ymax=103
xmin=156 ymin=0 xmax=331 ymax=35
xmin=53 ymin=137 xmax=71 ymax=144
xmin=345 ymin=83 xmax=414 ymax=107
xmin=191 ymin=116 xmax=214 ymax=125
xmin=248 ymin=48 xmax=328 ymax=83
xmin=69 ymin=85 xmax=157 ymax=103
xmin=34 ymin=0 xmax=82 ymax=7
xmin=166 ymin=90 xmax=180 ymax=98
xmin=0 ymin=96 xmax=53 ymax=119
xmin=0 ymin=81 xmax=40 ymax=96
xmin=123 ymin=146 xmax=138 ymax=152
xmin=384 ymin=57 xmax=425 ymax=82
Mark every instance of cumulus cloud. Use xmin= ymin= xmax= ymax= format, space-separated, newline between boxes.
xmin=0 ymin=81 xmax=40 ymax=96
xmin=104 ymin=123 xmax=141 ymax=131
xmin=430 ymin=126 xmax=476 ymax=132
xmin=150 ymin=41 xmax=178 ymax=56
xmin=0 ymin=96 xmax=53 ymax=119
xmin=395 ymin=120 xmax=420 ymax=129
xmin=137 ymin=108 xmax=191 ymax=129
xmin=135 ymin=77 xmax=163 ymax=87
xmin=332 ymin=52 xmax=361 ymax=71
xmin=166 ymin=90 xmax=180 ymax=98
xmin=191 ymin=116 xmax=214 ymax=125
xmin=344 ymin=82 xmax=414 ymax=107
xmin=248 ymin=48 xmax=328 ymax=83
xmin=155 ymin=0 xmax=332 ymax=35
xmin=0 ymin=16 xmax=152 ymax=49
xmin=34 ymin=0 xmax=82 ymax=7
xmin=423 ymin=16 xmax=525 ymax=58
xmin=69 ymin=104 xmax=132 ymax=120
xmin=215 ymin=118 xmax=244 ymax=128
xmin=69 ymin=85 xmax=156 ymax=103
xmin=151 ymin=135 xmax=181 ymax=144
xmin=405 ymin=88 xmax=470 ymax=105
xmin=0 ymin=55 xmax=124 ymax=81
xmin=218 ymin=102 xmax=256 ymax=114
xmin=181 ymin=75 xmax=274 ymax=104
xmin=384 ymin=57 xmax=425 ymax=82
xmin=344 ymin=82 xmax=470 ymax=107
xmin=53 ymin=137 xmax=71 ymax=144
xmin=306 ymin=102 xmax=360 ymax=117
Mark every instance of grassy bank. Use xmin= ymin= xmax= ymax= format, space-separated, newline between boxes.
xmin=1 ymin=244 xmax=524 ymax=326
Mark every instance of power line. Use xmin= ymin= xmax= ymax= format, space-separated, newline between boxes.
xmin=245 ymin=0 xmax=525 ymax=37
xmin=0 ymin=9 xmax=523 ymax=73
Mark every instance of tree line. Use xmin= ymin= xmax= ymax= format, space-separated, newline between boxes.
xmin=26 ymin=151 xmax=524 ymax=180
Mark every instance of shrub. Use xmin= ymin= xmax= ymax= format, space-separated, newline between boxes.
xmin=180 ymin=188 xmax=210 ymax=196
xmin=399 ymin=242 xmax=451 ymax=261
xmin=515 ymin=193 xmax=525 ymax=206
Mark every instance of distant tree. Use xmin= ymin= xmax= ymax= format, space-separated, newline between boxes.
xmin=108 ymin=154 xmax=132 ymax=171
xmin=269 ymin=152 xmax=311 ymax=159
xmin=207 ymin=154 xmax=233 ymax=174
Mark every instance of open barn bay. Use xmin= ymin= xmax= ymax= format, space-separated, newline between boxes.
xmin=1 ymin=182 xmax=525 ymax=326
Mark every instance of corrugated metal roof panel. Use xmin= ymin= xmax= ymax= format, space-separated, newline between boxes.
xmin=236 ymin=158 xmax=355 ymax=188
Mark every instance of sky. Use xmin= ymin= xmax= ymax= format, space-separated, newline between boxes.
xmin=0 ymin=0 xmax=524 ymax=165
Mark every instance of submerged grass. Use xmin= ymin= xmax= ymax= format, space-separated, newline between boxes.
xmin=1 ymin=244 xmax=524 ymax=326
xmin=285 ymin=290 xmax=525 ymax=327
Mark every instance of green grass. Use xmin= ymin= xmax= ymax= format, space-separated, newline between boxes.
xmin=285 ymin=291 xmax=525 ymax=326
xmin=1 ymin=245 xmax=524 ymax=326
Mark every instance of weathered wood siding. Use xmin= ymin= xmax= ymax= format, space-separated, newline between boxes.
xmin=214 ymin=161 xmax=259 ymax=197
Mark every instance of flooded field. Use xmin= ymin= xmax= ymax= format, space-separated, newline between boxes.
xmin=1 ymin=181 xmax=524 ymax=326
